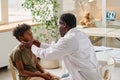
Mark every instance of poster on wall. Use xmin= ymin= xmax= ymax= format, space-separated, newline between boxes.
xmin=106 ymin=11 xmax=116 ymax=21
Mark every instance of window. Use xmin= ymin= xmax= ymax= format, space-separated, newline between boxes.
xmin=8 ymin=0 xmax=32 ymax=22
xmin=0 ymin=0 xmax=32 ymax=24
xmin=0 ymin=0 xmax=8 ymax=24
xmin=0 ymin=0 xmax=2 ymax=21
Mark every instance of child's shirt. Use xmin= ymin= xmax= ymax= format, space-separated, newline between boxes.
xmin=10 ymin=45 xmax=39 ymax=80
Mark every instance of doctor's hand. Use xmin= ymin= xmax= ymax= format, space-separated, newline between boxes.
xmin=33 ymin=39 xmax=41 ymax=47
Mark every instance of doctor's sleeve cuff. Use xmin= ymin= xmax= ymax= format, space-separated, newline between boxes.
xmin=31 ymin=45 xmax=42 ymax=57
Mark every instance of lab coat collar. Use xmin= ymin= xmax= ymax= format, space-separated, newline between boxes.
xmin=65 ymin=27 xmax=77 ymax=36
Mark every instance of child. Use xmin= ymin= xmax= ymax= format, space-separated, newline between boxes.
xmin=10 ymin=24 xmax=59 ymax=80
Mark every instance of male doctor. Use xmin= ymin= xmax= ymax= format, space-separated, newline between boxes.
xmin=31 ymin=13 xmax=101 ymax=80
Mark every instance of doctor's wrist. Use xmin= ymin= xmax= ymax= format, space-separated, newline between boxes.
xmin=33 ymin=40 xmax=41 ymax=47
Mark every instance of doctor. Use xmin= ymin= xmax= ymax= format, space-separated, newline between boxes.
xmin=31 ymin=13 xmax=101 ymax=80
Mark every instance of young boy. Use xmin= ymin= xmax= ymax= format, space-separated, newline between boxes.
xmin=10 ymin=24 xmax=59 ymax=80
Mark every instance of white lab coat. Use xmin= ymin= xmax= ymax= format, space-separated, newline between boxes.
xmin=32 ymin=28 xmax=102 ymax=80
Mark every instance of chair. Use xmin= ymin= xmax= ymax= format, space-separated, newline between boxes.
xmin=9 ymin=58 xmax=17 ymax=80
xmin=99 ymin=57 xmax=115 ymax=80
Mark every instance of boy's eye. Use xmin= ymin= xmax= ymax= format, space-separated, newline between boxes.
xmin=28 ymin=31 xmax=32 ymax=35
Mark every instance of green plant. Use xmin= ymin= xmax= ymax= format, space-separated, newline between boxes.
xmin=22 ymin=0 xmax=59 ymax=43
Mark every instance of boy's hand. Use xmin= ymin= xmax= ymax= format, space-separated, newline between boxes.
xmin=41 ymin=73 xmax=52 ymax=80
xmin=44 ymin=72 xmax=60 ymax=80
xmin=33 ymin=40 xmax=41 ymax=47
xmin=44 ymin=72 xmax=57 ymax=80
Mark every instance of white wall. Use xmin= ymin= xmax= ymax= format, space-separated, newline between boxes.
xmin=8 ymin=0 xmax=25 ymax=9
xmin=0 ymin=31 xmax=19 ymax=68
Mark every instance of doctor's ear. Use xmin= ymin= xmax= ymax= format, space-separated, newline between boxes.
xmin=63 ymin=23 xmax=67 ymax=28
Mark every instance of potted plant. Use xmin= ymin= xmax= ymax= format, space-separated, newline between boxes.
xmin=22 ymin=0 xmax=60 ymax=69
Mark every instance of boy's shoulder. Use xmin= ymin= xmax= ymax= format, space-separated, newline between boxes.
xmin=12 ymin=45 xmax=21 ymax=54
xmin=10 ymin=45 xmax=20 ymax=58
xmin=10 ymin=45 xmax=21 ymax=67
xmin=11 ymin=45 xmax=23 ymax=59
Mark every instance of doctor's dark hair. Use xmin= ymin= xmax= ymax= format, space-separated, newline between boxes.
xmin=59 ymin=13 xmax=76 ymax=28
xmin=13 ymin=24 xmax=31 ymax=41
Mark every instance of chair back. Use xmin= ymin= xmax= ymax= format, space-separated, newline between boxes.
xmin=9 ymin=58 xmax=17 ymax=80
xmin=100 ymin=57 xmax=115 ymax=80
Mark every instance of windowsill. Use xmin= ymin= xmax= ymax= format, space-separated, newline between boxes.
xmin=0 ymin=20 xmax=39 ymax=33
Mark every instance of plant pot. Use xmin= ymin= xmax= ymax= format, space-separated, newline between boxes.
xmin=40 ymin=59 xmax=59 ymax=69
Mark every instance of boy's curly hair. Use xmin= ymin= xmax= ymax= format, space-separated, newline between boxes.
xmin=13 ymin=24 xmax=31 ymax=41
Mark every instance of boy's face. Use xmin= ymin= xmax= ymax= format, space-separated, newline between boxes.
xmin=58 ymin=20 xmax=67 ymax=37
xmin=20 ymin=29 xmax=33 ymax=42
